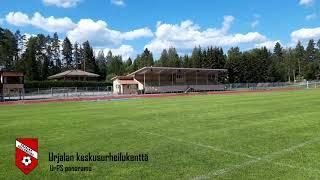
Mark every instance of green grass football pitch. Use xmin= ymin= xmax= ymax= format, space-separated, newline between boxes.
xmin=1 ymin=89 xmax=320 ymax=179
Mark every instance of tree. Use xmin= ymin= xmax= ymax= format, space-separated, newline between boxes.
xmin=82 ymin=41 xmax=98 ymax=73
xmin=159 ymin=49 xmax=169 ymax=67
xmin=182 ymin=55 xmax=191 ymax=68
xmin=106 ymin=50 xmax=124 ymax=80
xmin=51 ymin=32 xmax=61 ymax=73
xmin=191 ymin=47 xmax=202 ymax=68
xmin=167 ymin=47 xmax=180 ymax=67
xmin=141 ymin=48 xmax=154 ymax=67
xmin=206 ymin=47 xmax=226 ymax=69
xmin=304 ymin=39 xmax=318 ymax=79
xmin=294 ymin=41 xmax=305 ymax=77
xmin=124 ymin=57 xmax=133 ymax=73
xmin=73 ymin=42 xmax=81 ymax=69
xmin=225 ymin=47 xmax=242 ymax=83
xmin=21 ymin=37 xmax=40 ymax=80
xmin=271 ymin=42 xmax=285 ymax=81
xmin=96 ymin=50 xmax=106 ymax=80
xmin=284 ymin=48 xmax=297 ymax=82
xmin=14 ymin=30 xmax=26 ymax=57
xmin=0 ymin=28 xmax=18 ymax=70
xmin=35 ymin=34 xmax=50 ymax=80
xmin=62 ymin=37 xmax=73 ymax=69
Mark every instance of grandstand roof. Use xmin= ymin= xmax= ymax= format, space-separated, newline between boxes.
xmin=48 ymin=70 xmax=100 ymax=79
xmin=111 ymin=76 xmax=134 ymax=81
xmin=127 ymin=67 xmax=227 ymax=76
xmin=118 ymin=80 xmax=139 ymax=85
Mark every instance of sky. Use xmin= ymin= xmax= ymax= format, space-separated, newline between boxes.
xmin=0 ymin=0 xmax=320 ymax=59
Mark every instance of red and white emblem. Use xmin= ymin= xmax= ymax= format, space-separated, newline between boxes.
xmin=15 ymin=138 xmax=38 ymax=174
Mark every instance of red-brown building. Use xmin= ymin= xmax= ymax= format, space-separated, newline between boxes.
xmin=0 ymin=71 xmax=24 ymax=101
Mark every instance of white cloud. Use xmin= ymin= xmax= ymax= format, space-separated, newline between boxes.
xmin=5 ymin=12 xmax=29 ymax=26
xmin=30 ymin=12 xmax=76 ymax=32
xmin=121 ymin=28 xmax=153 ymax=40
xmin=110 ymin=0 xmax=125 ymax=6
xmin=67 ymin=19 xmax=153 ymax=47
xmin=6 ymin=11 xmax=76 ymax=32
xmin=305 ymin=13 xmax=317 ymax=20
xmin=42 ymin=0 xmax=82 ymax=8
xmin=145 ymin=16 xmax=267 ymax=53
xmin=291 ymin=27 xmax=320 ymax=42
xmin=299 ymin=0 xmax=314 ymax=6
xmin=251 ymin=20 xmax=259 ymax=28
xmin=255 ymin=40 xmax=281 ymax=49
xmin=0 ymin=18 xmax=4 ymax=25
xmin=102 ymin=45 xmax=134 ymax=59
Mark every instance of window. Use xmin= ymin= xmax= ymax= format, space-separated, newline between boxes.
xmin=176 ymin=74 xmax=183 ymax=80
xmin=208 ymin=74 xmax=216 ymax=80
xmin=3 ymin=76 xmax=23 ymax=84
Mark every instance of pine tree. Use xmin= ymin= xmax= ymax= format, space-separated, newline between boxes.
xmin=159 ymin=49 xmax=169 ymax=67
xmin=272 ymin=42 xmax=285 ymax=81
xmin=0 ymin=28 xmax=18 ymax=70
xmin=51 ymin=32 xmax=61 ymax=73
xmin=14 ymin=30 xmax=26 ymax=58
xmin=294 ymin=41 xmax=305 ymax=76
xmin=22 ymin=37 xmax=39 ymax=80
xmin=96 ymin=50 xmax=106 ymax=80
xmin=82 ymin=41 xmax=98 ymax=73
xmin=137 ymin=48 xmax=154 ymax=68
xmin=125 ymin=57 xmax=133 ymax=73
xmin=226 ymin=47 xmax=242 ymax=83
xmin=191 ymin=47 xmax=202 ymax=68
xmin=182 ymin=55 xmax=191 ymax=68
xmin=62 ymin=37 xmax=73 ymax=69
xmin=167 ymin=47 xmax=180 ymax=67
xmin=73 ymin=42 xmax=81 ymax=69
xmin=304 ymin=39 xmax=318 ymax=79
xmin=306 ymin=39 xmax=316 ymax=62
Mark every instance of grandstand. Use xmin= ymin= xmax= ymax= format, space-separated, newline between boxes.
xmin=112 ymin=67 xmax=227 ymax=94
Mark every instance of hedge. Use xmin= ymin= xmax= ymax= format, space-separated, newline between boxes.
xmin=25 ymin=81 xmax=112 ymax=89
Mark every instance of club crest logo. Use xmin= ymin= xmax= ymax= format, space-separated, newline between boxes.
xmin=15 ymin=138 xmax=38 ymax=174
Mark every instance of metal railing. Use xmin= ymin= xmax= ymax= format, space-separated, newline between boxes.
xmin=2 ymin=81 xmax=320 ymax=101
xmin=22 ymin=86 xmax=113 ymax=100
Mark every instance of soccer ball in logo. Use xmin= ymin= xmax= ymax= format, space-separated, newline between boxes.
xmin=22 ymin=156 xmax=32 ymax=166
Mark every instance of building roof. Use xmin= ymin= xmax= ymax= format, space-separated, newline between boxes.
xmin=118 ymin=80 xmax=139 ymax=85
xmin=111 ymin=76 xmax=134 ymax=81
xmin=127 ymin=67 xmax=227 ymax=76
xmin=0 ymin=71 xmax=24 ymax=77
xmin=48 ymin=69 xmax=100 ymax=79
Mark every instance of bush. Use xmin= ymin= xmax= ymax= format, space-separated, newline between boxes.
xmin=24 ymin=81 xmax=112 ymax=89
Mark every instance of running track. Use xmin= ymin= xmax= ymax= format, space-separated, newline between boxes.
xmin=0 ymin=88 xmax=302 ymax=105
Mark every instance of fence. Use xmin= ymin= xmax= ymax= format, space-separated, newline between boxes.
xmin=2 ymin=81 xmax=320 ymax=101
xmin=144 ymin=81 xmax=320 ymax=94
xmin=22 ymin=86 xmax=113 ymax=100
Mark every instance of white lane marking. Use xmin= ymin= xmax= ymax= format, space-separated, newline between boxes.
xmin=135 ymin=130 xmax=320 ymax=179
xmin=192 ymin=137 xmax=320 ymax=179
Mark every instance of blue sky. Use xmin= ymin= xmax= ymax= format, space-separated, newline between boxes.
xmin=0 ymin=0 xmax=319 ymax=59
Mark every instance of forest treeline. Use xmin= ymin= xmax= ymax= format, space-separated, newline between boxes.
xmin=1 ymin=27 xmax=320 ymax=83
